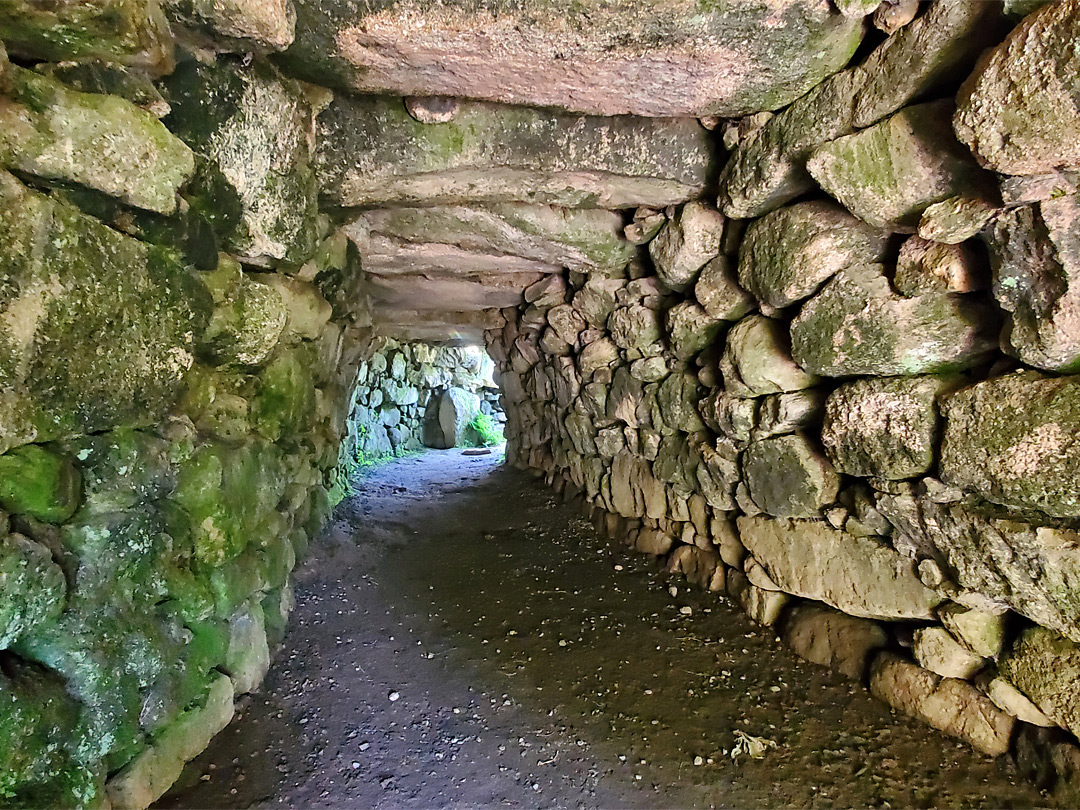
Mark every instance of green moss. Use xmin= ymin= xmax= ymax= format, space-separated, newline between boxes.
xmin=0 ymin=444 xmax=82 ymax=523
xmin=467 ymin=413 xmax=503 ymax=447
xmin=251 ymin=347 xmax=317 ymax=442
xmin=0 ymin=534 xmax=66 ymax=650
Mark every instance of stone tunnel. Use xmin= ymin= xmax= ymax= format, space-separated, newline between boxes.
xmin=2 ymin=0 xmax=1080 ymax=806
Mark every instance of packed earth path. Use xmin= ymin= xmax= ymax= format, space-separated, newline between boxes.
xmin=160 ymin=450 xmax=1049 ymax=810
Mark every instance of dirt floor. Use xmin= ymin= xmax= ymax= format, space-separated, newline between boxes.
xmin=162 ymin=449 xmax=1051 ymax=809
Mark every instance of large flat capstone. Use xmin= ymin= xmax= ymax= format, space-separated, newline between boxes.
xmin=315 ymin=95 xmax=713 ymax=209
xmin=280 ymin=0 xmax=862 ymax=118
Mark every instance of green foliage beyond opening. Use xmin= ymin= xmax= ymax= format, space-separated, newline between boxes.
xmin=468 ymin=413 xmax=504 ymax=447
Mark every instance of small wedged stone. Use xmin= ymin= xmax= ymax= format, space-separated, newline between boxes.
xmin=938 ymin=603 xmax=1006 ymax=659
xmin=0 ymin=0 xmax=174 ymax=73
xmin=913 ymin=626 xmax=986 ymax=680
xmin=870 ymin=652 xmax=1014 ymax=756
xmin=790 ymin=264 xmax=996 ymax=377
xmin=164 ymin=57 xmax=321 ymax=265
xmin=895 ymin=236 xmax=985 ymax=296
xmin=573 ymin=277 xmax=625 ymax=328
xmin=163 ymin=0 xmax=296 ymax=52
xmin=917 ymin=195 xmax=998 ymax=245
xmin=649 ymin=203 xmax=725 ymax=293
xmin=737 ymin=517 xmax=942 ymax=620
xmin=722 ymin=315 xmax=817 ymax=398
xmin=316 ymin=95 xmax=712 ymax=210
xmin=280 ymin=0 xmax=861 ymax=118
xmin=743 ymin=434 xmax=838 ymax=519
xmin=821 ymin=375 xmax=955 ymax=480
xmin=807 ymin=100 xmax=996 ymax=233
xmin=0 ymin=66 xmax=193 ymax=214
xmin=782 ymin=602 xmax=888 ymax=679
xmin=940 ymin=371 xmax=1080 ymax=518
xmin=737 ymin=200 xmax=887 ymax=308
xmin=982 ymin=674 xmax=1054 ymax=727
xmin=693 ymin=255 xmax=754 ymax=321
xmin=727 ymin=570 xmax=791 ymax=627
xmin=35 ymin=61 xmax=171 ymax=117
xmin=753 ymin=390 xmax=825 ymax=441
xmin=983 ymin=194 xmax=1080 ymax=372
xmin=999 ymin=626 xmax=1080 ymax=738
xmin=953 ymin=0 xmax=1080 ymax=177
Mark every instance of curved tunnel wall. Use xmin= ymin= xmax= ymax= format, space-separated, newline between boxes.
xmin=0 ymin=0 xmax=1078 ymax=806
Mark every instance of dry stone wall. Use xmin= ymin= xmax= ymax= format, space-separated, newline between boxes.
xmin=489 ymin=1 xmax=1080 ymax=800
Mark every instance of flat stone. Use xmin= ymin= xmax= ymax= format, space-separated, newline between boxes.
xmin=877 ymin=494 xmax=1080 ymax=642
xmin=0 ymin=0 xmax=174 ymax=73
xmin=347 ymin=204 xmax=633 ymax=276
xmin=743 ymin=434 xmax=838 ymax=519
xmin=790 ymin=264 xmax=996 ymax=377
xmin=807 ymin=100 xmax=996 ymax=232
xmin=869 ymin=652 xmax=1014 ymax=756
xmin=984 ymin=194 xmax=1080 ymax=372
xmin=737 ymin=517 xmax=942 ymax=620
xmin=610 ymin=450 xmax=666 ymax=520
xmin=164 ymin=57 xmax=321 ymax=265
xmin=918 ymin=195 xmax=997 ymax=244
xmin=316 ymin=95 xmax=712 ymax=210
xmin=693 ymin=256 xmax=754 ymax=321
xmin=722 ymin=315 xmax=818 ymax=398
xmin=983 ymin=674 xmax=1054 ymax=727
xmin=280 ymin=0 xmax=861 ymax=118
xmin=895 ymin=236 xmax=985 ymax=296
xmin=782 ymin=601 xmax=888 ymax=679
xmin=940 ymin=371 xmax=1080 ymax=518
xmin=954 ymin=0 xmax=1080 ymax=176
xmin=163 ymin=0 xmax=296 ymax=51
xmin=0 ymin=172 xmax=209 ymax=454
xmin=718 ymin=0 xmax=997 ymax=219
xmin=821 ymin=375 xmax=954 ymax=480
xmin=649 ymin=202 xmax=725 ymax=292
xmin=0 ymin=66 xmax=193 ymax=214
xmin=913 ymin=626 xmax=986 ymax=680
xmin=737 ymin=200 xmax=887 ymax=308
xmin=999 ymin=626 xmax=1080 ymax=738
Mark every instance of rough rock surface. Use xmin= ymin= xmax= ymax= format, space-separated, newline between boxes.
xmin=280 ymin=0 xmax=862 ymax=118
xmin=316 ymin=95 xmax=712 ymax=209
xmin=163 ymin=0 xmax=296 ymax=52
xmin=940 ymin=372 xmax=1080 ymax=518
xmin=821 ymin=376 xmax=954 ymax=480
xmin=649 ymin=203 xmax=725 ymax=292
xmin=953 ymin=0 xmax=1080 ymax=176
xmin=737 ymin=201 xmax=887 ymax=308
xmin=736 ymin=517 xmax=942 ymax=620
xmin=782 ymin=602 xmax=888 ymax=680
xmin=742 ymin=434 xmax=839 ymax=519
xmin=722 ymin=315 xmax=818 ymax=398
xmin=790 ymin=264 xmax=996 ymax=377
xmin=422 ymin=387 xmax=481 ymax=449
xmin=807 ymin=101 xmax=995 ymax=232
xmin=999 ymin=626 xmax=1080 ymax=738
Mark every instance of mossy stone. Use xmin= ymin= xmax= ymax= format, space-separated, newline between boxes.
xmin=0 ymin=533 xmax=66 ymax=649
xmin=0 ymin=444 xmax=81 ymax=523
xmin=251 ymin=347 xmax=317 ymax=442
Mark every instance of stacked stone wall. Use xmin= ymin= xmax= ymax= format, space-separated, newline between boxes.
xmin=489 ymin=1 xmax=1080 ymax=799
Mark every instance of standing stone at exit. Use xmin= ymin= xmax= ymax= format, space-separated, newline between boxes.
xmin=422 ymin=387 xmax=480 ymax=449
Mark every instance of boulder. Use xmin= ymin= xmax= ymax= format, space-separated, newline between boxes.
xmin=736 ymin=517 xmax=942 ymax=619
xmin=648 ymin=202 xmax=724 ymax=292
xmin=953 ymin=0 xmax=1080 ymax=176
xmin=821 ymin=375 xmax=954 ymax=480
xmin=782 ymin=602 xmax=888 ymax=679
xmin=790 ymin=264 xmax=996 ymax=377
xmin=869 ymin=652 xmax=1014 ymax=756
xmin=940 ymin=372 xmax=1080 ymax=518
xmin=999 ymin=626 xmax=1080 ymax=738
xmin=877 ymin=494 xmax=1080 ymax=643
xmin=668 ymin=545 xmax=724 ymax=592
xmin=316 ymin=95 xmax=712 ymax=209
xmin=163 ymin=0 xmax=296 ymax=52
xmin=223 ymin=603 xmax=270 ymax=695
xmin=347 ymin=204 xmax=634 ymax=276
xmin=693 ymin=256 xmax=754 ymax=321
xmin=807 ymin=100 xmax=996 ymax=232
xmin=0 ymin=66 xmax=193 ymax=215
xmin=198 ymin=264 xmax=288 ymax=368
xmin=722 ymin=315 xmax=818 ymax=397
xmin=743 ymin=434 xmax=838 ymax=519
xmin=0 ymin=0 xmax=174 ymax=72
xmin=737 ymin=201 xmax=887 ymax=308
xmin=0 ymin=172 xmax=209 ymax=455
xmin=983 ymin=194 xmax=1080 ymax=372
xmin=280 ymin=0 xmax=861 ymax=118
xmin=164 ymin=57 xmax=320 ymax=265
xmin=422 ymin=387 xmax=481 ymax=449
xmin=718 ymin=0 xmax=998 ymax=218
